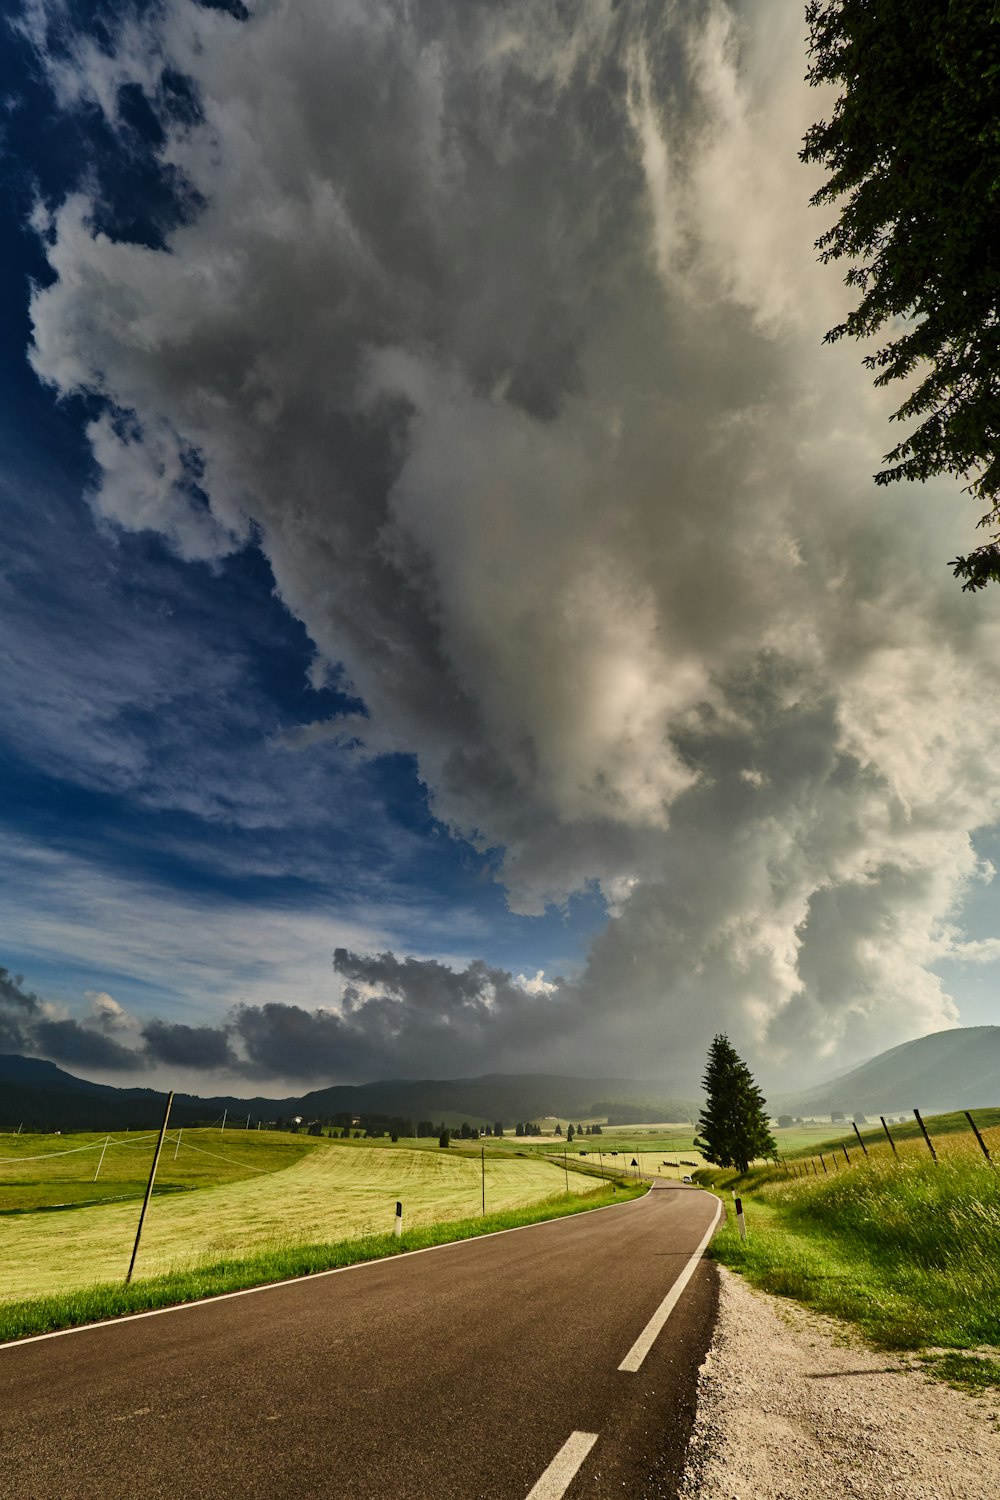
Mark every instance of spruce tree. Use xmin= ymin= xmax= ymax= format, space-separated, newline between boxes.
xmin=694 ymin=1034 xmax=776 ymax=1174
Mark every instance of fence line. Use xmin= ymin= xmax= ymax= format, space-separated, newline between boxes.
xmin=786 ymin=1107 xmax=998 ymax=1180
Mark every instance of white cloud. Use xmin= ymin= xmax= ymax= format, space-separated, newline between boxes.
xmin=21 ymin=0 xmax=1000 ymax=1084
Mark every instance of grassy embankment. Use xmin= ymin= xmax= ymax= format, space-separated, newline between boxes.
xmin=0 ymin=1128 xmax=644 ymax=1340
xmin=698 ymin=1109 xmax=1000 ymax=1393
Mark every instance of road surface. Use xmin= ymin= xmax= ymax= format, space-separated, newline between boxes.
xmin=0 ymin=1181 xmax=720 ymax=1500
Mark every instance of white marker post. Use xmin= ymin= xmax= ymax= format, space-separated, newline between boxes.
xmin=734 ymin=1195 xmax=748 ymax=1242
xmin=394 ymin=1200 xmax=403 ymax=1238
xmin=173 ymin=1127 xmax=183 ymax=1161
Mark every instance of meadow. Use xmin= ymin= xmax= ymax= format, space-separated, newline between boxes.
xmin=0 ymin=1128 xmax=605 ymax=1302
xmin=699 ymin=1108 xmax=1000 ymax=1392
xmin=492 ymin=1122 xmax=708 ymax=1177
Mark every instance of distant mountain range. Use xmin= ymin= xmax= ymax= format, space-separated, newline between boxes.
xmin=0 ymin=1055 xmax=697 ymax=1132
xmin=5 ymin=1024 xmax=998 ymax=1134
xmin=772 ymin=1026 xmax=1000 ymax=1116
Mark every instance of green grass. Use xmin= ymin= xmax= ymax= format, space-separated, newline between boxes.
xmin=699 ymin=1122 xmax=1000 ymax=1393
xmin=0 ymin=1180 xmax=646 ymax=1343
xmin=0 ymin=1128 xmax=318 ymax=1212
xmin=0 ymin=1131 xmax=622 ymax=1300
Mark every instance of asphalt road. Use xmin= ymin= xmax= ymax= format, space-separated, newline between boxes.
xmin=0 ymin=1182 xmax=720 ymax=1500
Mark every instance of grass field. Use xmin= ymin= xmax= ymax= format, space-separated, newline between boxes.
xmin=699 ymin=1108 xmax=1000 ymax=1393
xmin=0 ymin=1129 xmax=603 ymax=1301
xmin=0 ymin=1128 xmax=317 ymax=1212
xmin=495 ymin=1124 xmax=707 ymax=1178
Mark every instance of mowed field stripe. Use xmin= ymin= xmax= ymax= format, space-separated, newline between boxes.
xmin=525 ymin=1432 xmax=599 ymax=1500
xmin=617 ymin=1193 xmax=722 ymax=1372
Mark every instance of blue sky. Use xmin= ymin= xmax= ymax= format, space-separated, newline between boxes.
xmin=2 ymin=0 xmax=998 ymax=1095
xmin=0 ymin=0 xmax=608 ymax=1086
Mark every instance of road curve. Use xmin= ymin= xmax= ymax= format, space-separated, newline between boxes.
xmin=0 ymin=1182 xmax=720 ymax=1500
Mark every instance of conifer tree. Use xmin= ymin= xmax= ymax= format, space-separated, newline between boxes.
xmin=694 ymin=1034 xmax=776 ymax=1173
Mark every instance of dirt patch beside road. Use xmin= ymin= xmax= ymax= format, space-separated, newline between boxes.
xmin=681 ymin=1266 xmax=1000 ymax=1499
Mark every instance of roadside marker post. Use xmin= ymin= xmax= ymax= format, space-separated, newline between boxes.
xmin=734 ymin=1196 xmax=748 ymax=1242
xmin=880 ymin=1115 xmax=898 ymax=1157
xmin=126 ymin=1091 xmax=174 ymax=1284
xmin=851 ymin=1122 xmax=868 ymax=1157
xmin=965 ymin=1110 xmax=992 ymax=1164
xmin=394 ymin=1200 xmax=402 ymax=1237
xmin=913 ymin=1108 xmax=938 ymax=1163
xmin=481 ymin=1147 xmax=485 ymax=1215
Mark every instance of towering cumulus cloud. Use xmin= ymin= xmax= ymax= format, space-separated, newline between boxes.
xmin=24 ymin=0 xmax=1000 ymax=1081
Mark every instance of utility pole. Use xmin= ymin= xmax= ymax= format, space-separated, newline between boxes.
xmin=126 ymin=1092 xmax=174 ymax=1284
xmin=221 ymin=1108 xmax=227 ymax=1133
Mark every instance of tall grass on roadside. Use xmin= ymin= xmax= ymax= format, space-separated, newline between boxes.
xmin=0 ymin=1179 xmax=644 ymax=1344
xmin=702 ymin=1151 xmax=1000 ymax=1392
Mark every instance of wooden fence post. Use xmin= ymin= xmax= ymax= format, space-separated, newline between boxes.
xmin=880 ymin=1115 xmax=898 ymax=1156
xmin=913 ymin=1108 xmax=937 ymax=1162
xmin=852 ymin=1122 xmax=868 ymax=1157
xmin=965 ymin=1110 xmax=992 ymax=1164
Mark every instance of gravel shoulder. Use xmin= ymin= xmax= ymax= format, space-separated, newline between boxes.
xmin=680 ymin=1266 xmax=1000 ymax=1499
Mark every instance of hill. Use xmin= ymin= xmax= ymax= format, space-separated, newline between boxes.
xmin=773 ymin=1026 xmax=1000 ymax=1116
xmin=0 ymin=1056 xmax=696 ymax=1132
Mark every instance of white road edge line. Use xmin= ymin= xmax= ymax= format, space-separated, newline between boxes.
xmin=0 ymin=1183 xmax=656 ymax=1352
xmin=525 ymin=1431 xmax=599 ymax=1500
xmin=617 ymin=1193 xmax=723 ymax=1373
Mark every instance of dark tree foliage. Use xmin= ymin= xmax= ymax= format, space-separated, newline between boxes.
xmin=694 ymin=1034 xmax=776 ymax=1174
xmin=800 ymin=1 xmax=1000 ymax=587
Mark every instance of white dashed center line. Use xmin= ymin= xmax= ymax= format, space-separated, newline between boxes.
xmin=525 ymin=1431 xmax=599 ymax=1499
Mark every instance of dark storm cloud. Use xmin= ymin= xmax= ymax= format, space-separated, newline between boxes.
xmin=228 ymin=950 xmax=574 ymax=1081
xmin=0 ymin=967 xmax=41 ymax=1053
xmin=4 ymin=955 xmax=576 ymax=1084
xmin=32 ymin=1017 xmax=145 ymax=1071
xmin=141 ymin=1017 xmax=238 ymax=1069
